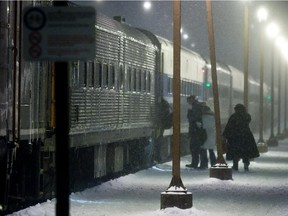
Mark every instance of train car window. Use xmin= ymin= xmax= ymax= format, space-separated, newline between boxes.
xmin=191 ymin=82 xmax=195 ymax=95
xmin=197 ymin=83 xmax=201 ymax=96
xmin=119 ymin=64 xmax=124 ymax=91
xmin=132 ymin=68 xmax=137 ymax=92
xmin=84 ymin=62 xmax=88 ymax=87
xmin=168 ymin=77 xmax=172 ymax=94
xmin=171 ymin=78 xmax=174 ymax=94
xmin=142 ymin=70 xmax=146 ymax=92
xmin=146 ymin=71 xmax=151 ymax=93
xmin=127 ymin=67 xmax=132 ymax=91
xmin=188 ymin=82 xmax=192 ymax=95
xmin=90 ymin=61 xmax=95 ymax=88
xmin=193 ymin=83 xmax=197 ymax=96
xmin=185 ymin=81 xmax=189 ymax=96
xmin=136 ymin=69 xmax=141 ymax=92
xmin=95 ymin=62 xmax=102 ymax=88
xmin=182 ymin=81 xmax=185 ymax=95
xmin=87 ymin=61 xmax=94 ymax=88
xmin=71 ymin=62 xmax=79 ymax=87
xmin=184 ymin=81 xmax=188 ymax=95
xmin=103 ymin=63 xmax=108 ymax=88
xmin=109 ymin=64 xmax=115 ymax=89
xmin=192 ymin=82 xmax=198 ymax=96
xmin=202 ymin=86 xmax=208 ymax=100
xmin=209 ymin=87 xmax=213 ymax=98
xmin=79 ymin=62 xmax=85 ymax=87
xmin=200 ymin=84 xmax=204 ymax=98
xmin=161 ymin=52 xmax=164 ymax=74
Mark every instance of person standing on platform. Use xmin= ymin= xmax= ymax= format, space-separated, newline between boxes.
xmin=186 ymin=95 xmax=203 ymax=168
xmin=200 ymin=103 xmax=216 ymax=168
xmin=154 ymin=98 xmax=172 ymax=163
xmin=223 ymin=104 xmax=259 ymax=171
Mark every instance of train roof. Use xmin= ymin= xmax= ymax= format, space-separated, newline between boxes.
xmin=205 ymin=58 xmax=231 ymax=75
xmin=156 ymin=35 xmax=204 ymax=60
xmin=96 ymin=12 xmax=159 ymax=50
xmin=68 ymin=2 xmax=159 ymax=50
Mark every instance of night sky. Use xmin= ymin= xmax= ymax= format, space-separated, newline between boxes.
xmin=72 ymin=0 xmax=288 ymax=82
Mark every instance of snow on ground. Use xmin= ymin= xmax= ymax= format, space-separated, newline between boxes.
xmin=8 ymin=138 xmax=288 ymax=216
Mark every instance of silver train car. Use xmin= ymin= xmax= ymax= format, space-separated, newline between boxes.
xmin=0 ymin=1 xmax=272 ymax=213
xmin=1 ymin=2 xmax=162 ymax=212
xmin=68 ymin=13 xmax=161 ymax=188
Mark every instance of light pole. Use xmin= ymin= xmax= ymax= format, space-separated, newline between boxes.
xmin=256 ymin=7 xmax=268 ymax=152
xmin=281 ymin=44 xmax=288 ymax=135
xmin=276 ymin=51 xmax=282 ymax=138
xmin=266 ymin=22 xmax=279 ymax=147
xmin=276 ymin=36 xmax=286 ymax=139
xmin=160 ymin=0 xmax=192 ymax=209
xmin=206 ymin=0 xmax=232 ymax=180
xmin=243 ymin=1 xmax=249 ymax=109
xmin=284 ymin=61 xmax=288 ymax=134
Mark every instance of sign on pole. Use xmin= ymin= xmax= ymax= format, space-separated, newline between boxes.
xmin=23 ymin=7 xmax=95 ymax=61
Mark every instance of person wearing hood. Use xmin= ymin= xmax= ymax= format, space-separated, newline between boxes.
xmin=223 ymin=104 xmax=259 ymax=171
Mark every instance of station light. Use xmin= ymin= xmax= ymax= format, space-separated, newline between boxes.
xmin=267 ymin=95 xmax=272 ymax=100
xmin=143 ymin=1 xmax=151 ymax=10
xmin=205 ymin=82 xmax=211 ymax=88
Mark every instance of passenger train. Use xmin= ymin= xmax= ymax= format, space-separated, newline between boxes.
xmin=0 ymin=1 xmax=271 ymax=213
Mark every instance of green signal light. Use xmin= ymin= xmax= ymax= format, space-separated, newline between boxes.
xmin=205 ymin=82 xmax=211 ymax=88
xmin=267 ymin=95 xmax=271 ymax=100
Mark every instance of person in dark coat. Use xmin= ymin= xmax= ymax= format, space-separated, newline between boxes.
xmin=154 ymin=98 xmax=171 ymax=163
xmin=223 ymin=104 xmax=259 ymax=171
xmin=186 ymin=95 xmax=203 ymax=168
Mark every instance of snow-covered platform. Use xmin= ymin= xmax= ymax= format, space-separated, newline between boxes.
xmin=8 ymin=138 xmax=288 ymax=216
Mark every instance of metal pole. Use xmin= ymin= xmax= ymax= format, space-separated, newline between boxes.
xmin=243 ymin=3 xmax=249 ymax=110
xmin=55 ymin=62 xmax=69 ymax=216
xmin=270 ymin=47 xmax=275 ymax=138
xmin=267 ymin=44 xmax=278 ymax=146
xmin=53 ymin=2 xmax=70 ymax=216
xmin=161 ymin=0 xmax=192 ymax=209
xmin=12 ymin=0 xmax=17 ymax=148
xmin=284 ymin=64 xmax=287 ymax=133
xmin=277 ymin=56 xmax=282 ymax=136
xmin=17 ymin=1 xmax=22 ymax=142
xmin=206 ymin=0 xmax=225 ymax=163
xmin=206 ymin=0 xmax=232 ymax=180
xmin=258 ymin=26 xmax=265 ymax=144
xmin=172 ymin=0 xmax=181 ymax=179
xmin=168 ymin=0 xmax=184 ymax=189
